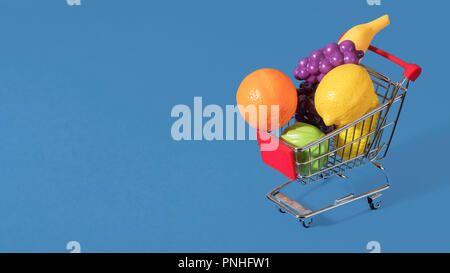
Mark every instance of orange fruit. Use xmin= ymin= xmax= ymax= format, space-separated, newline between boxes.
xmin=236 ymin=68 xmax=297 ymax=131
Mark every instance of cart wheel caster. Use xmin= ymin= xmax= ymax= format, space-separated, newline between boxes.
xmin=368 ymin=197 xmax=382 ymax=210
xmin=278 ymin=208 xmax=286 ymax=214
xmin=300 ymin=218 xmax=312 ymax=228
xmin=368 ymin=193 xmax=383 ymax=210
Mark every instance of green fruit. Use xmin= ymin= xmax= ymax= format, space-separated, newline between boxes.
xmin=280 ymin=122 xmax=329 ymax=176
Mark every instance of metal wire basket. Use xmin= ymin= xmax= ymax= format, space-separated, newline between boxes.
xmin=257 ymin=45 xmax=421 ymax=228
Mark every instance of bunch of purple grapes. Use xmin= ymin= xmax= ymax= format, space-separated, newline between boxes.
xmin=293 ymin=40 xmax=365 ymax=84
xmin=295 ymin=82 xmax=335 ymax=134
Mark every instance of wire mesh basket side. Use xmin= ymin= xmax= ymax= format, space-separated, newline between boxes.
xmin=274 ymin=64 xmax=409 ymax=184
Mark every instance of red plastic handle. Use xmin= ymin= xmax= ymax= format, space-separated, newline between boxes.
xmin=339 ymin=32 xmax=422 ymax=81
xmin=367 ymin=45 xmax=421 ymax=82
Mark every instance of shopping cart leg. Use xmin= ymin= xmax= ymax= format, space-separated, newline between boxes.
xmin=300 ymin=218 xmax=313 ymax=228
xmin=367 ymin=193 xmax=382 ymax=210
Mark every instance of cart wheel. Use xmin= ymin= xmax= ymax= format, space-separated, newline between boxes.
xmin=278 ymin=208 xmax=286 ymax=214
xmin=300 ymin=218 xmax=313 ymax=228
xmin=368 ymin=197 xmax=381 ymax=210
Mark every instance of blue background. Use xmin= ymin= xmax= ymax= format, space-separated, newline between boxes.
xmin=0 ymin=0 xmax=447 ymax=252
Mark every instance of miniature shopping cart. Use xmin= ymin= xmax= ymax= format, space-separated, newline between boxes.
xmin=257 ymin=44 xmax=421 ymax=228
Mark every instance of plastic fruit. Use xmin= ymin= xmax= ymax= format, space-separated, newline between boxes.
xmin=338 ymin=15 xmax=390 ymax=53
xmin=295 ymin=82 xmax=335 ymax=134
xmin=314 ymin=64 xmax=379 ymax=128
xmin=336 ymin=108 xmax=380 ymax=160
xmin=280 ymin=122 xmax=329 ymax=176
xmin=294 ymin=40 xmax=364 ymax=84
xmin=236 ymin=68 xmax=297 ymax=131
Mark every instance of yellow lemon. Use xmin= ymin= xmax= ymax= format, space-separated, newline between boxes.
xmin=336 ymin=110 xmax=380 ymax=160
xmin=315 ymin=64 xmax=379 ymax=128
